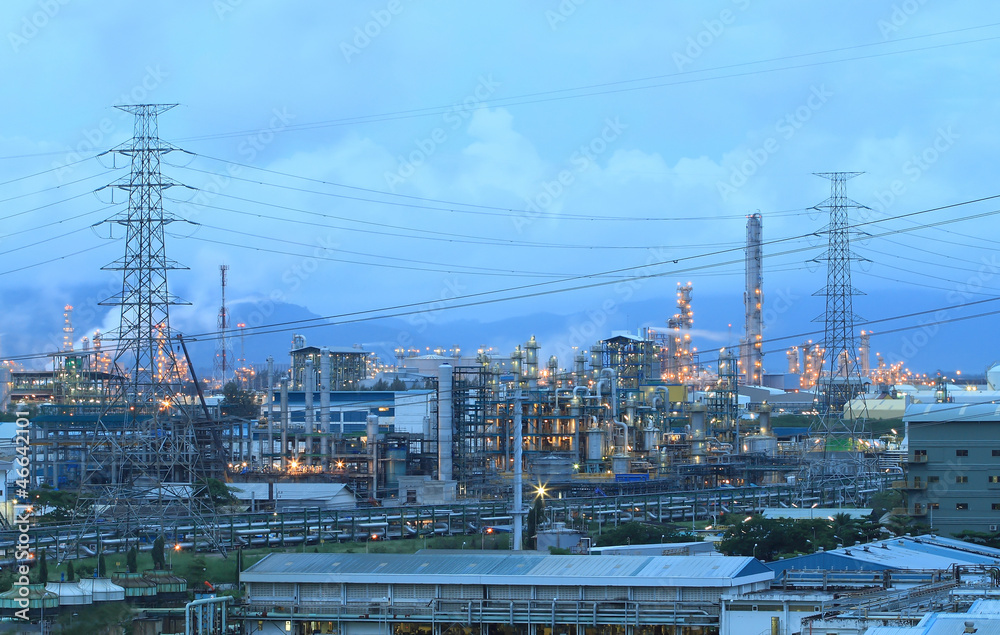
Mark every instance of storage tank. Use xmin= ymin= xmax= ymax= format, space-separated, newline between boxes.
xmin=45 ymin=581 xmax=93 ymax=606
xmin=385 ymin=446 xmax=407 ymax=490
xmin=586 ymin=426 xmax=604 ymax=462
xmin=642 ymin=425 xmax=658 ymax=452
xmin=611 ymin=454 xmax=630 ymax=475
xmin=78 ymin=578 xmax=126 ymax=602
xmin=742 ymin=435 xmax=778 ymax=456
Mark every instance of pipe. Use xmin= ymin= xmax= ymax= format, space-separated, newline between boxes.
xmin=304 ymin=358 xmax=315 ymax=432
xmin=280 ymin=377 xmax=289 ymax=470
xmin=599 ymin=368 xmax=617 ymax=418
xmin=438 ymin=363 xmax=453 ymax=481
xmin=512 ymin=388 xmax=523 ymax=550
xmin=185 ymin=595 xmax=232 ymax=635
xmin=266 ymin=355 xmax=274 ymax=467
xmin=367 ymin=414 xmax=379 ymax=500
xmin=320 ymin=347 xmax=331 ymax=466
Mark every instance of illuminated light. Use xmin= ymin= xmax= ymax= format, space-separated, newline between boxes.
xmin=174 ymin=543 xmax=182 ymax=551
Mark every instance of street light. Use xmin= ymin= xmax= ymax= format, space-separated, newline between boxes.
xmin=752 ymin=542 xmax=759 ymax=560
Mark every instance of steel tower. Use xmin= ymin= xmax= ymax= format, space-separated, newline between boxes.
xmin=215 ymin=264 xmax=233 ymax=388
xmin=811 ymin=172 xmax=869 ymax=434
xmin=74 ymin=105 xmax=222 ymax=552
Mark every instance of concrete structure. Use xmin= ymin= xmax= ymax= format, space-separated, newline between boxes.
xmin=901 ymin=403 xmax=1000 ymax=534
xmin=240 ymin=551 xmax=773 ymax=634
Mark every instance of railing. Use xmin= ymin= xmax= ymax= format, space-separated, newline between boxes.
xmin=239 ymin=598 xmax=720 ymax=627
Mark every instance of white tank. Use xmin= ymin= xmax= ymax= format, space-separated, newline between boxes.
xmin=611 ymin=454 xmax=630 ymax=475
xmin=643 ymin=426 xmax=658 ymax=452
xmin=742 ymin=435 xmax=778 ymax=456
xmin=586 ymin=427 xmax=603 ymax=462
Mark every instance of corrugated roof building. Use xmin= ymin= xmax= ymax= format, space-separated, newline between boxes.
xmin=240 ymin=551 xmax=772 ymax=633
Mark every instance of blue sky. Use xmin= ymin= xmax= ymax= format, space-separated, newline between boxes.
xmin=2 ymin=1 xmax=999 ymax=375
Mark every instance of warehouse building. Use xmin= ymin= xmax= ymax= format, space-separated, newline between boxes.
xmin=240 ymin=551 xmax=773 ymax=634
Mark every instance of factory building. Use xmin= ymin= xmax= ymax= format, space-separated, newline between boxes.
xmin=239 ymin=551 xmax=774 ymax=634
xmin=900 ymin=403 xmax=1000 ymax=534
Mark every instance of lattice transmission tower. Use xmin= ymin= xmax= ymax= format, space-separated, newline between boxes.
xmin=72 ymin=104 xmax=222 ymax=553
xmin=215 ymin=264 xmax=233 ymax=388
xmin=810 ymin=172 xmax=869 ymax=436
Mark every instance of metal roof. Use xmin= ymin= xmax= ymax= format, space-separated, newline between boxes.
xmin=766 ymin=535 xmax=1000 ymax=576
xmin=243 ymin=552 xmax=773 ymax=588
xmin=904 ymin=402 xmax=1000 ymax=423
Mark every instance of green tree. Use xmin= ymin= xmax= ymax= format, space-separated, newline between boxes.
xmin=371 ymin=379 xmax=390 ymax=391
xmin=594 ymin=522 xmax=700 ymax=547
xmin=127 ymin=546 xmax=138 ymax=573
xmin=37 ymin=549 xmax=48 ymax=584
xmin=221 ymin=381 xmax=258 ymax=418
xmin=152 ymin=536 xmax=165 ymax=570
xmin=199 ymin=478 xmax=237 ymax=507
xmin=66 ymin=560 xmax=75 ymax=583
xmin=389 ymin=378 xmax=407 ymax=391
xmin=869 ymin=489 xmax=903 ymax=520
xmin=526 ymin=497 xmax=545 ymax=548
xmin=27 ymin=486 xmax=80 ymax=524
xmin=97 ymin=551 xmax=107 ymax=577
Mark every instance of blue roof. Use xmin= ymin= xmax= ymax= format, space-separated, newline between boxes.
xmin=766 ymin=552 xmax=890 ymax=576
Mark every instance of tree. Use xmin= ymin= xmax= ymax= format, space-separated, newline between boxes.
xmin=97 ymin=551 xmax=107 ymax=577
xmin=594 ymin=522 xmax=701 ymax=547
xmin=28 ymin=486 xmax=80 ymax=525
xmin=200 ymin=478 xmax=237 ymax=507
xmin=389 ymin=378 xmax=407 ymax=391
xmin=38 ymin=549 xmax=48 ymax=584
xmin=152 ymin=536 xmax=165 ymax=570
xmin=127 ymin=546 xmax=138 ymax=573
xmin=371 ymin=379 xmax=390 ymax=391
xmin=66 ymin=560 xmax=75 ymax=583
xmin=221 ymin=381 xmax=258 ymax=418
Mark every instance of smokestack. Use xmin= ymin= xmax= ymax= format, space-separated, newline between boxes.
xmin=437 ymin=363 xmax=453 ymax=481
xmin=280 ymin=376 xmax=289 ymax=470
xmin=367 ymin=413 xmax=379 ymax=500
xmin=266 ymin=356 xmax=274 ymax=467
xmin=304 ymin=358 xmax=315 ymax=433
xmin=759 ymin=403 xmax=771 ymax=437
xmin=320 ymin=347 xmax=330 ymax=465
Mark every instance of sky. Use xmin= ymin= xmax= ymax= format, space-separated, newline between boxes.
xmin=2 ymin=1 xmax=1000 ymax=378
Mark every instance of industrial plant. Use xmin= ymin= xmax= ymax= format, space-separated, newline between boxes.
xmin=1 ymin=106 xmax=998 ymax=633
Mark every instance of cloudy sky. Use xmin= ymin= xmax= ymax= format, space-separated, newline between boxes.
xmin=2 ymin=1 xmax=999 ymax=376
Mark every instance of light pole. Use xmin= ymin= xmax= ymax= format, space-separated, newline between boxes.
xmin=752 ymin=542 xmax=759 ymax=560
